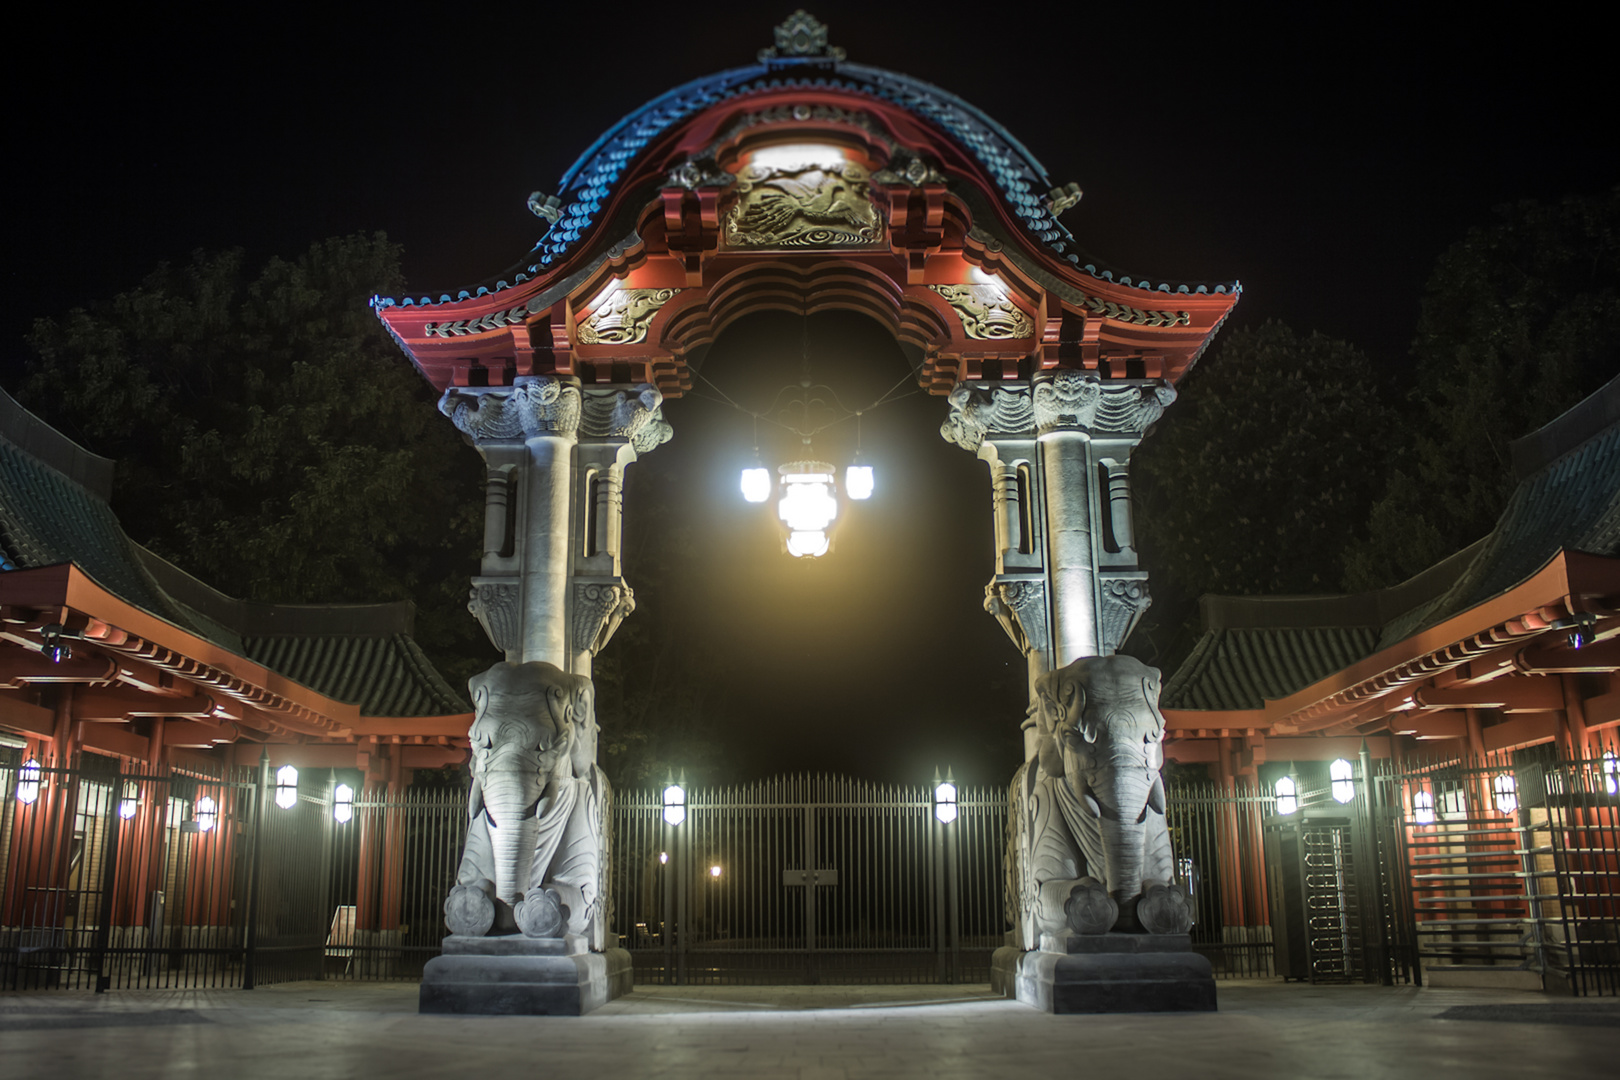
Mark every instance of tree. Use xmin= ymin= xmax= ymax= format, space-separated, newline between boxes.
xmin=15 ymin=235 xmax=487 ymax=687
xmin=1344 ymin=188 xmax=1620 ymax=589
xmin=1128 ymin=321 xmax=1394 ymax=669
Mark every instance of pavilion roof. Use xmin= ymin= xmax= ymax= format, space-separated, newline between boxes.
xmin=0 ymin=389 xmax=469 ymax=721
xmin=1163 ymin=374 xmax=1620 ymax=716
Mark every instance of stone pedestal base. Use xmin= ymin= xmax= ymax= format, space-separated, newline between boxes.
xmin=419 ymin=935 xmax=633 ymax=1016
xmin=993 ymin=933 xmax=1216 ymax=1014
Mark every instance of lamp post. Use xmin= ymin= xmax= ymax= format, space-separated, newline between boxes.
xmin=661 ymin=773 xmax=686 ymax=985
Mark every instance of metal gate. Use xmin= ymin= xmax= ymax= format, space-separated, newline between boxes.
xmin=610 ymin=774 xmax=1005 ymax=985
xmin=0 ymin=749 xmax=336 ymax=990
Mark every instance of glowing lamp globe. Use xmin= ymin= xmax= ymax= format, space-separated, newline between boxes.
xmin=740 ymin=466 xmax=772 ymax=503
xmin=844 ymin=464 xmax=874 ymax=501
xmin=778 ymin=461 xmax=838 ymax=559
xmin=275 ymin=765 xmax=299 ymax=810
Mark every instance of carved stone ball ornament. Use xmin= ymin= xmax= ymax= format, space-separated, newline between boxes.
xmin=929 ymin=284 xmax=1035 ymax=340
xmin=577 ymin=288 xmax=679 ymax=345
xmin=725 ymin=161 xmax=883 ymax=248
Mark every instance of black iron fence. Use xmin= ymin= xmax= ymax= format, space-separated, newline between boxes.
xmin=609 ymin=774 xmax=1005 ymax=985
xmin=7 ymin=743 xmax=1617 ymax=994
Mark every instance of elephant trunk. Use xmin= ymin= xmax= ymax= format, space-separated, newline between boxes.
xmin=479 ymin=767 xmax=544 ymax=904
xmin=1098 ymin=740 xmax=1155 ymax=900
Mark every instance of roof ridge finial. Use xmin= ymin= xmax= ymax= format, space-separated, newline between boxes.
xmin=759 ymin=10 xmax=846 ymax=65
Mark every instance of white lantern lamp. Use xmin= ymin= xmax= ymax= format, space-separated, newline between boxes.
xmin=933 ymin=768 xmax=958 ymax=824
xmin=333 ymin=783 xmax=354 ymax=824
xmin=16 ymin=757 xmax=42 ymax=805
xmin=195 ymin=795 xmax=218 ymax=833
xmin=275 ymin=764 xmax=299 ymax=810
xmin=1330 ymin=758 xmax=1355 ymax=804
xmin=1273 ymin=774 xmax=1298 ymax=816
xmin=663 ymin=776 xmax=687 ymax=826
xmin=118 ymin=781 xmax=140 ymax=820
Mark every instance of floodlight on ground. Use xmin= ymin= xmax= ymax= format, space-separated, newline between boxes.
xmin=333 ymin=783 xmax=354 ymax=824
xmin=1330 ymin=758 xmax=1355 ymax=804
xmin=16 ymin=757 xmax=41 ymax=805
xmin=1273 ymin=775 xmax=1298 ymax=816
xmin=1493 ymin=773 xmax=1518 ymax=815
xmin=195 ymin=795 xmax=218 ymax=832
xmin=119 ymin=781 xmax=139 ymax=820
xmin=275 ymin=765 xmax=299 ymax=810
xmin=933 ymin=768 xmax=958 ymax=824
xmin=663 ymin=780 xmax=686 ymax=826
xmin=1412 ymin=790 xmax=1435 ymax=825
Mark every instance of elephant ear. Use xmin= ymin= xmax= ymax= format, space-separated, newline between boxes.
xmin=1140 ymin=673 xmax=1166 ymax=739
xmin=1064 ymin=675 xmax=1094 ymax=743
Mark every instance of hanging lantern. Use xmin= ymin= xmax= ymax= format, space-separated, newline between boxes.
xmin=741 ymin=463 xmax=772 ymax=504
xmin=118 ymin=781 xmax=140 ymax=820
xmin=777 ymin=460 xmax=838 ymax=558
xmin=275 ymin=765 xmax=299 ymax=810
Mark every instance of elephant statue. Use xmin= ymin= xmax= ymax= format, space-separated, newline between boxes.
xmin=1008 ymin=654 xmax=1193 ymax=941
xmin=443 ymin=661 xmax=609 ymax=944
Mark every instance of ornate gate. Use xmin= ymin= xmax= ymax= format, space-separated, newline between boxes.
xmin=610 ymin=774 xmax=1005 ymax=985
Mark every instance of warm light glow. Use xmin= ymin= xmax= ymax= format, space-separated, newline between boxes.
xmin=745 ymin=142 xmax=848 ymax=171
xmin=1330 ymin=759 xmax=1355 ymax=804
xmin=741 ymin=467 xmax=772 ymax=503
xmin=1604 ymin=752 xmax=1619 ymax=797
xmin=119 ymin=781 xmax=139 ymax=820
xmin=1493 ymin=773 xmax=1518 ymax=815
xmin=709 ymin=864 xmax=722 ymax=878
xmin=275 ymin=765 xmax=299 ymax=810
xmin=934 ymin=780 xmax=958 ymax=824
xmin=16 ymin=757 xmax=41 ymax=805
xmin=785 ymin=530 xmax=831 ymax=558
xmin=844 ymin=464 xmax=874 ymax=501
xmin=659 ymin=851 xmax=669 ymax=865
xmin=195 ymin=795 xmax=218 ymax=832
xmin=333 ymin=783 xmax=354 ymax=824
xmin=1274 ymin=775 xmax=1298 ymax=815
xmin=663 ymin=783 xmax=686 ymax=826
xmin=1412 ymin=790 xmax=1435 ymax=825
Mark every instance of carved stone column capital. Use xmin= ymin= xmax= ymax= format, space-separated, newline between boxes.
xmin=1098 ymin=571 xmax=1152 ymax=656
xmin=580 ymin=385 xmax=673 ymax=454
xmin=467 ymin=578 xmax=521 ymax=656
xmin=439 ymin=376 xmax=582 ymax=443
xmin=573 ymin=579 xmax=636 ymax=656
xmin=939 ymin=381 xmax=1034 ymax=453
xmin=984 ymin=575 xmax=1050 ymax=659
xmin=1032 ymin=371 xmax=1101 ymax=434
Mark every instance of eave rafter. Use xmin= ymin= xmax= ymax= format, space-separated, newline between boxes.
xmin=0 ymin=563 xmax=471 ymax=752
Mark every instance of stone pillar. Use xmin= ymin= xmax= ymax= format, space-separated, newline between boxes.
xmin=568 ymin=385 xmax=672 ymax=678
xmin=442 ymin=376 xmax=585 ymax=667
xmin=942 ymin=373 xmax=1177 ymax=758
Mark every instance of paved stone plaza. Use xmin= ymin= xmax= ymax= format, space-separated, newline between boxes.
xmin=2 ymin=980 xmax=1615 ymax=1078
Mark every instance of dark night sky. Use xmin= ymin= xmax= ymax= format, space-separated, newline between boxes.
xmin=6 ymin=6 xmax=1615 ymax=784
